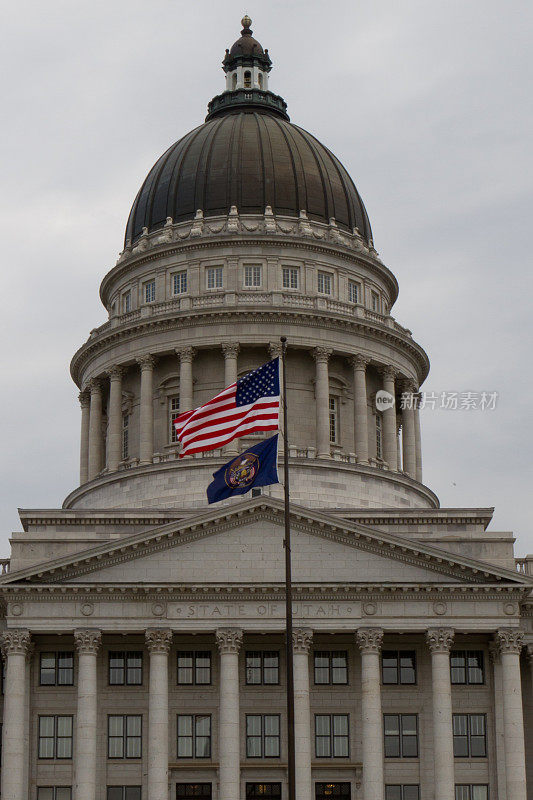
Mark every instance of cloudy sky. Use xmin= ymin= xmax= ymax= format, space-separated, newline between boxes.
xmin=1 ymin=0 xmax=532 ymax=557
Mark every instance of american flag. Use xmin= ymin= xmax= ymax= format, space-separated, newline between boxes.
xmin=174 ymin=358 xmax=280 ymax=458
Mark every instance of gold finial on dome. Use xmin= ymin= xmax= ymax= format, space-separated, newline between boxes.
xmin=241 ymin=15 xmax=252 ymax=32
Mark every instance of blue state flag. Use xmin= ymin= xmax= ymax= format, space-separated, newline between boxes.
xmin=207 ymin=435 xmax=279 ymax=504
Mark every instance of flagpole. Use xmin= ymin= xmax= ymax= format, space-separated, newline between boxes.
xmin=280 ymin=336 xmax=296 ymax=800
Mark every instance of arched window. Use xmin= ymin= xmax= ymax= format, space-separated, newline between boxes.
xmin=258 ymin=73 xmax=263 ymax=90
xmin=232 ymin=73 xmax=237 ymax=90
xmin=244 ymin=71 xmax=252 ymax=89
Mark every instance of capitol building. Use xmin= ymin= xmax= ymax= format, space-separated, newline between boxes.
xmin=0 ymin=17 xmax=532 ymax=800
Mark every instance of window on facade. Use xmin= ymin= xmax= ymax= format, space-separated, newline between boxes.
xmin=385 ymin=787 xmax=420 ymax=800
xmin=143 ymin=280 xmax=156 ymax=304
xmin=122 ymin=414 xmax=129 ymax=460
xmin=177 ymin=651 xmax=211 ymax=684
xmin=244 ymin=265 xmax=262 ymax=287
xmin=376 ymin=413 xmax=383 ymax=459
xmin=206 ymin=266 xmax=223 ymax=289
xmin=39 ymin=652 xmax=74 ymax=686
xmin=348 ymin=281 xmax=361 ymax=304
xmin=37 ymin=789 xmax=72 ymax=800
xmin=107 ymin=715 xmax=142 ymax=758
xmin=244 ymin=71 xmax=252 ymax=88
xmin=107 ymin=789 xmax=142 ymax=800
xmin=170 ymin=396 xmax=180 ymax=444
xmin=245 ymin=651 xmax=279 ymax=684
xmin=314 ymin=651 xmax=348 ymax=684
xmin=246 ymin=714 xmax=280 ymax=757
xmin=246 ymin=785 xmax=281 ymax=800
xmin=318 ymin=271 xmax=332 ymax=295
xmin=282 ymin=267 xmax=299 ymax=289
xmin=109 ymin=652 xmax=142 ymax=685
xmin=455 ymin=787 xmax=488 ymax=800
xmin=38 ymin=716 xmax=73 ymax=759
xmin=371 ymin=290 xmax=380 ymax=312
xmin=177 ymin=785 xmax=212 ymax=800
xmin=173 ymin=270 xmax=188 ymax=295
xmin=382 ymin=651 xmax=416 ymax=685
xmin=384 ymin=714 xmax=418 ymax=758
xmin=450 ymin=651 xmax=484 ymax=685
xmin=258 ymin=73 xmax=264 ymax=89
xmin=328 ymin=396 xmax=339 ymax=444
xmin=177 ymin=714 xmax=211 ymax=758
xmin=122 ymin=291 xmax=131 ymax=314
xmin=315 ymin=714 xmax=349 ymax=757
xmin=453 ymin=714 xmax=486 ymax=757
xmin=315 ymin=784 xmax=351 ymax=800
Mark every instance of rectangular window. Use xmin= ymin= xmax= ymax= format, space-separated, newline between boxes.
xmin=177 ymin=715 xmax=211 ymax=758
xmin=315 ymin=714 xmax=349 ymax=758
xmin=40 ymin=652 xmax=74 ymax=686
xmin=282 ymin=267 xmax=299 ymax=289
xmin=177 ymin=651 xmax=211 ymax=685
xmin=107 ymin=715 xmax=142 ymax=759
xmin=315 ymin=784 xmax=351 ymax=800
xmin=314 ymin=651 xmax=348 ymax=684
xmin=122 ymin=291 xmax=132 ymax=314
xmin=109 ymin=652 xmax=142 ymax=685
xmin=144 ymin=280 xmax=156 ymax=303
xmin=37 ymin=790 xmax=72 ymax=800
xmin=382 ymin=651 xmax=417 ymax=685
xmin=38 ymin=716 xmax=73 ymax=759
xmin=348 ymin=281 xmax=361 ymax=304
xmin=384 ymin=714 xmax=418 ymax=758
xmin=453 ymin=714 xmax=486 ymax=757
xmin=371 ymin=290 xmax=380 ymax=311
xmin=173 ymin=270 xmax=188 ymax=295
xmin=450 ymin=651 xmax=484 ymax=685
xmin=246 ymin=714 xmax=280 ymax=757
xmin=122 ymin=414 xmax=129 ymax=460
xmin=376 ymin=413 xmax=383 ymax=459
xmin=176 ymin=785 xmax=212 ymax=800
xmin=206 ymin=266 xmax=223 ymax=289
xmin=385 ymin=788 xmax=420 ymax=800
xmin=455 ymin=787 xmax=489 ymax=800
xmin=170 ymin=396 xmax=180 ymax=444
xmin=246 ymin=785 xmax=281 ymax=800
xmin=329 ymin=396 xmax=338 ymax=444
xmin=244 ymin=265 xmax=262 ymax=287
xmin=106 ymin=789 xmax=142 ymax=800
xmin=318 ymin=271 xmax=332 ymax=295
xmin=245 ymin=651 xmax=279 ymax=684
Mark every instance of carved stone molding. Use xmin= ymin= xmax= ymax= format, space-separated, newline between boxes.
xmin=78 ymin=391 xmax=90 ymax=408
xmin=145 ymin=628 xmax=173 ymax=654
xmin=221 ymin=342 xmax=240 ymax=359
xmin=268 ymin=342 xmax=283 ymax=359
xmin=0 ymin=629 xmax=32 ymax=659
xmin=74 ymin=628 xmax=102 ymax=655
xmin=496 ymin=628 xmax=524 ymax=655
xmin=292 ymin=628 xmax=313 ymax=654
xmin=356 ymin=627 xmax=384 ymax=653
xmin=348 ymin=354 xmax=368 ymax=371
xmin=107 ymin=365 xmax=126 ymax=381
xmin=313 ymin=346 xmax=333 ymax=363
xmin=216 ymin=627 xmax=243 ymax=654
xmin=136 ymin=354 xmax=156 ymax=371
xmin=379 ymin=365 xmax=398 ymax=382
xmin=87 ymin=378 xmax=102 ymax=395
xmin=175 ymin=346 xmax=196 ymax=363
xmin=426 ymin=627 xmax=455 ymax=653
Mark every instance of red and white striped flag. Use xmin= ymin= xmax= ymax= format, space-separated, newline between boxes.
xmin=174 ymin=358 xmax=280 ymax=458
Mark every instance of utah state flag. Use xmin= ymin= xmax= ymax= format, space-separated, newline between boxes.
xmin=206 ymin=435 xmax=279 ymax=504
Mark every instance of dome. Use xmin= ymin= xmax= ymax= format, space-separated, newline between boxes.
xmin=125 ymin=110 xmax=373 ymax=245
xmin=229 ymin=33 xmax=264 ymax=57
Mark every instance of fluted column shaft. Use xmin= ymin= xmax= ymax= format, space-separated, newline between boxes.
xmin=222 ymin=344 xmax=240 ymax=455
xmin=380 ymin=367 xmax=397 ymax=469
xmin=314 ymin=348 xmax=332 ymax=458
xmin=176 ymin=347 xmax=195 ymax=412
xmin=107 ymin=367 xmax=124 ymax=472
xmin=489 ymin=643 xmax=507 ymax=800
xmin=414 ymin=393 xmax=423 ymax=482
xmin=401 ymin=382 xmax=417 ymax=478
xmin=138 ymin=356 xmax=155 ymax=465
xmin=146 ymin=629 xmax=172 ymax=800
xmin=216 ymin=628 xmax=243 ymax=800
xmin=293 ymin=629 xmax=313 ymax=800
xmin=497 ymin=629 xmax=526 ymax=800
xmin=350 ymin=355 xmax=369 ymax=463
xmin=87 ymin=380 xmax=103 ymax=481
xmin=357 ymin=628 xmax=384 ymax=800
xmin=0 ymin=629 xmax=31 ymax=800
xmin=79 ymin=391 xmax=90 ymax=484
xmin=427 ymin=628 xmax=455 ymax=800
xmin=74 ymin=629 xmax=101 ymax=800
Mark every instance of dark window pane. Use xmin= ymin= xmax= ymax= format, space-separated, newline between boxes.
xmin=382 ymin=651 xmax=398 ymax=684
xmin=264 ymin=652 xmax=279 ymax=684
xmin=177 ymin=653 xmax=193 ymax=684
xmin=110 ymin=653 xmax=125 ymax=685
xmin=399 ymin=652 xmax=416 ymax=684
xmin=246 ymin=653 xmax=261 ymax=684
xmin=467 ymin=652 xmax=484 ymax=684
xmin=195 ymin=652 xmax=211 ymax=685
xmin=107 ymin=790 xmax=123 ymax=800
xmin=40 ymin=653 xmax=56 ymax=685
xmin=314 ymin=652 xmax=330 ymax=684
xmin=385 ymin=788 xmax=401 ymax=800
xmin=471 ymin=788 xmax=488 ymax=800
xmin=124 ymin=790 xmax=141 ymax=800
xmin=404 ymin=789 xmax=420 ymax=800
xmin=126 ymin=652 xmax=142 ymax=685
xmin=331 ymin=652 xmax=348 ymax=684
xmin=451 ymin=652 xmax=467 ymax=684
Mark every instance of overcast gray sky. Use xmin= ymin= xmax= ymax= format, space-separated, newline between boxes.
xmin=1 ymin=0 xmax=532 ymax=557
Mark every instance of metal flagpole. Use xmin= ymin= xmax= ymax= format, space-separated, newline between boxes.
xmin=280 ymin=336 xmax=296 ymax=800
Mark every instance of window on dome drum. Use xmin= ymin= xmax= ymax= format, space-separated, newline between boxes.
xmin=384 ymin=714 xmax=418 ymax=758
xmin=170 ymin=397 xmax=180 ymax=444
xmin=122 ymin=291 xmax=131 ymax=314
xmin=177 ymin=651 xmax=211 ymax=684
xmin=107 ymin=789 xmax=142 ymax=800
xmin=371 ymin=290 xmax=380 ymax=312
xmin=385 ymin=787 xmax=420 ymax=800
xmin=122 ymin=414 xmax=129 ymax=460
xmin=177 ymin=785 xmax=212 ymax=800
xmin=173 ymin=270 xmax=188 ymax=295
xmin=37 ymin=789 xmax=72 ymax=800
xmin=315 ymin=783 xmax=351 ymax=800
xmin=258 ymin=73 xmax=263 ymax=89
xmin=376 ymin=413 xmax=383 ymax=459
xmin=315 ymin=714 xmax=349 ymax=757
xmin=455 ymin=787 xmax=489 ymax=800
xmin=38 ymin=716 xmax=73 ymax=759
xmin=329 ymin=396 xmax=339 ymax=444
xmin=245 ymin=651 xmax=279 ymax=684
xmin=453 ymin=714 xmax=486 ymax=757
xmin=382 ymin=651 xmax=417 ymax=684
xmin=143 ymin=280 xmax=156 ymax=303
xmin=348 ymin=281 xmax=361 ymax=304
xmin=244 ymin=265 xmax=262 ymax=287
xmin=244 ymin=71 xmax=252 ymax=88
xmin=246 ymin=785 xmax=281 ymax=800
xmin=177 ymin=714 xmax=211 ymax=758
xmin=107 ymin=715 xmax=142 ymax=758
xmin=109 ymin=651 xmax=142 ymax=685
xmin=246 ymin=714 xmax=281 ymax=757
xmin=282 ymin=266 xmax=299 ymax=289
xmin=318 ymin=271 xmax=332 ymax=295
xmin=450 ymin=650 xmax=484 ymax=684
xmin=39 ymin=652 xmax=74 ymax=685
xmin=232 ymin=73 xmax=237 ymax=90
xmin=206 ymin=266 xmax=223 ymax=289
xmin=314 ymin=651 xmax=348 ymax=684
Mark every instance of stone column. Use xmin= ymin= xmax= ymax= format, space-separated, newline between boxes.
xmin=356 ymin=627 xmax=384 ymax=800
xmin=137 ymin=355 xmax=156 ymax=465
xmin=176 ymin=346 xmax=196 ymax=412
xmin=107 ymin=366 xmax=125 ymax=472
xmin=349 ymin=355 xmax=369 ymax=464
xmin=401 ymin=381 xmax=417 ymax=478
xmin=314 ymin=347 xmax=333 ymax=458
xmin=216 ymin=628 xmax=243 ymax=800
xmin=221 ymin=344 xmax=240 ymax=456
xmin=146 ymin=628 xmax=173 ymax=800
xmin=73 ymin=629 xmax=101 ymax=800
xmin=380 ymin=366 xmax=397 ymax=470
xmin=414 ymin=392 xmax=423 ymax=482
xmin=0 ymin=629 xmax=31 ymax=800
xmin=489 ymin=642 xmax=507 ymax=800
xmin=79 ymin=390 xmax=91 ymax=484
xmin=87 ymin=379 xmax=103 ymax=481
xmin=497 ymin=628 xmax=526 ymax=800
xmin=426 ymin=628 xmax=455 ymax=800
xmin=293 ymin=628 xmax=313 ymax=800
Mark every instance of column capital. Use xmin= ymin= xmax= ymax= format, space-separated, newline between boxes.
xmin=221 ymin=342 xmax=240 ymax=359
xmin=426 ymin=627 xmax=455 ymax=653
xmin=356 ymin=627 xmax=384 ymax=653
xmin=348 ymin=354 xmax=368 ymax=370
xmin=216 ymin=627 xmax=243 ymax=654
xmin=175 ymin=346 xmax=196 ymax=363
xmin=0 ymin=629 xmax=32 ymax=658
xmin=268 ymin=342 xmax=283 ymax=359
xmin=379 ymin=365 xmax=398 ymax=381
xmin=87 ymin=377 xmax=103 ymax=394
xmin=400 ymin=378 xmax=417 ymax=394
xmin=313 ymin=346 xmax=333 ymax=363
xmin=107 ymin=365 xmax=126 ymax=381
xmin=496 ymin=627 xmax=524 ymax=655
xmin=137 ymin=354 xmax=156 ymax=371
xmin=74 ymin=628 xmax=102 ymax=655
xmin=79 ymin=390 xmax=91 ymax=408
xmin=145 ymin=628 xmax=173 ymax=654
xmin=292 ymin=628 xmax=313 ymax=654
